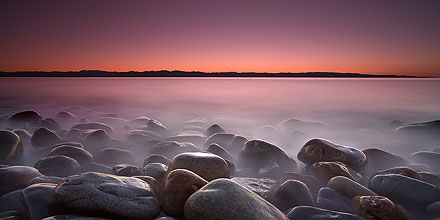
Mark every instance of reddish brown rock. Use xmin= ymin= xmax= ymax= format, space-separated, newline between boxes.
xmin=353 ymin=196 xmax=410 ymax=220
xmin=311 ymin=161 xmax=355 ymax=183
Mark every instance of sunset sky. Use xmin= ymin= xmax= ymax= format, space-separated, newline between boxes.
xmin=1 ymin=0 xmax=439 ymax=76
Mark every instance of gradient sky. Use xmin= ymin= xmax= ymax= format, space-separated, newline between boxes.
xmin=1 ymin=0 xmax=439 ymax=76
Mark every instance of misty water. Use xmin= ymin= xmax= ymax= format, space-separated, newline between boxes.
xmin=1 ymin=77 xmax=439 ymax=162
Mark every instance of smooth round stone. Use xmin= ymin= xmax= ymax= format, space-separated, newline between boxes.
xmin=297 ymin=139 xmax=366 ymax=167
xmin=31 ymin=128 xmax=62 ymax=148
xmin=269 ymin=180 xmax=315 ymax=212
xmin=71 ymin=123 xmax=113 ymax=134
xmin=48 ymin=145 xmax=94 ymax=165
xmin=311 ymin=161 xmax=355 ymax=183
xmin=95 ymin=148 xmax=135 ymax=167
xmin=0 ymin=130 xmax=23 ymax=164
xmin=143 ymin=163 xmax=168 ymax=185
xmin=231 ymin=177 xmax=277 ymax=199
xmin=40 ymin=118 xmax=61 ymax=131
xmin=0 ymin=190 xmax=27 ymax=218
xmin=204 ymin=124 xmax=226 ymax=137
xmin=54 ymin=172 xmax=160 ymax=220
xmin=369 ymin=174 xmax=440 ymax=207
xmin=316 ymin=187 xmax=353 ymax=214
xmin=127 ymin=130 xmax=162 ymax=145
xmin=55 ymin=111 xmax=77 ymax=120
xmin=238 ymin=139 xmax=297 ymax=172
xmin=143 ymin=119 xmax=170 ymax=136
xmin=328 ymin=176 xmax=377 ymax=199
xmin=34 ymin=155 xmax=80 ymax=177
xmin=388 ymin=120 xmax=404 ymax=129
xmin=12 ymin=128 xmax=31 ymax=143
xmin=411 ymin=151 xmax=440 ymax=173
xmin=358 ymin=148 xmax=409 ymax=176
xmin=353 ymin=196 xmax=410 ymax=220
xmin=207 ymin=143 xmax=234 ymax=162
xmin=419 ymin=172 xmax=440 ymax=188
xmin=112 ymin=164 xmax=143 ymax=177
xmin=30 ymin=176 xmax=63 ymax=185
xmin=184 ymin=178 xmax=288 ymax=220
xmin=372 ymin=166 xmax=422 ymax=180
xmin=427 ymin=201 xmax=440 ymax=218
xmin=150 ymin=141 xmax=200 ymax=159
xmin=168 ymin=152 xmax=229 ymax=181
xmin=286 ymin=206 xmax=364 ymax=220
xmin=8 ymin=110 xmax=42 ymax=124
xmin=162 ymin=169 xmax=208 ymax=219
xmin=43 ymin=215 xmax=110 ymax=220
xmin=406 ymin=163 xmax=432 ymax=172
xmin=144 ymin=154 xmax=171 ymax=167
xmin=284 ymin=172 xmax=325 ymax=198
xmin=166 ymin=135 xmax=206 ymax=148
xmin=0 ymin=166 xmax=42 ymax=196
xmin=52 ymin=142 xmax=84 ymax=149
xmin=83 ymin=129 xmax=111 ymax=146
xmin=23 ymin=183 xmax=57 ymax=220
xmin=204 ymin=133 xmax=235 ymax=151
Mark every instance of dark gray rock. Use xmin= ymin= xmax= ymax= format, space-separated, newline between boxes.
xmin=204 ymin=124 xmax=226 ymax=137
xmin=269 ymin=180 xmax=315 ymax=212
xmin=283 ymin=172 xmax=325 ymax=198
xmin=0 ymin=130 xmax=23 ymax=164
xmin=168 ymin=152 xmax=229 ymax=181
xmin=0 ymin=166 xmax=42 ymax=196
xmin=12 ymin=129 xmax=31 ymax=143
xmin=166 ymin=135 xmax=205 ymax=148
xmin=30 ymin=176 xmax=63 ymax=185
xmin=427 ymin=201 xmax=440 ymax=218
xmin=23 ymin=183 xmax=58 ymax=220
xmin=112 ymin=164 xmax=143 ymax=177
xmin=40 ymin=118 xmax=61 ymax=132
xmin=31 ymin=128 xmax=61 ymax=148
xmin=55 ymin=111 xmax=77 ymax=121
xmin=8 ymin=110 xmax=42 ymax=125
xmin=83 ymin=129 xmax=111 ymax=147
xmin=311 ymin=161 xmax=355 ymax=183
xmin=206 ymin=143 xmax=234 ymax=162
xmin=71 ymin=123 xmax=113 ymax=134
xmin=43 ymin=215 xmax=110 ymax=220
xmin=48 ymin=145 xmax=94 ymax=165
xmin=411 ymin=151 xmax=440 ymax=173
xmin=286 ymin=206 xmax=364 ymax=220
xmin=0 ymin=190 xmax=27 ymax=219
xmin=34 ymin=155 xmax=80 ymax=177
xmin=80 ymin=162 xmax=112 ymax=174
xmin=358 ymin=148 xmax=409 ymax=177
xmin=143 ymin=163 xmax=168 ymax=185
xmin=95 ymin=148 xmax=134 ymax=167
xmin=143 ymin=154 xmax=171 ymax=167
xmin=328 ymin=176 xmax=376 ymax=200
xmin=231 ymin=177 xmax=278 ymax=199
xmin=316 ymin=187 xmax=353 ymax=214
xmin=372 ymin=166 xmax=422 ymax=180
xmin=419 ymin=171 xmax=440 ymax=188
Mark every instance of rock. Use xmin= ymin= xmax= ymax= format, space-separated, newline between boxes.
xmin=154 ymin=217 xmax=178 ymax=220
xmin=80 ymin=162 xmax=112 ymax=174
xmin=231 ymin=177 xmax=278 ymax=199
xmin=63 ymin=129 xmax=82 ymax=142
xmin=112 ymin=164 xmax=143 ymax=176
xmin=0 ymin=211 xmax=21 ymax=220
xmin=239 ymin=139 xmax=297 ymax=172
xmin=427 ymin=201 xmax=440 ymax=218
xmin=432 ymin=147 xmax=440 ymax=153
xmin=279 ymin=118 xmax=328 ymax=132
xmin=127 ymin=130 xmax=162 ymax=145
xmin=206 ymin=143 xmax=234 ymax=162
xmin=225 ymin=159 xmax=235 ymax=177
xmin=143 ymin=119 xmax=170 ymax=137
xmin=284 ymin=172 xmax=325 ymax=198
xmin=162 ymin=169 xmax=208 ymax=219
xmin=353 ymin=196 xmax=410 ymax=220
xmin=83 ymin=129 xmax=111 ymax=147
xmin=269 ymin=180 xmax=315 ymax=212
xmin=311 ymin=161 xmax=355 ymax=183
xmin=258 ymin=163 xmax=283 ymax=181
xmin=31 ymin=128 xmax=61 ymax=148
xmin=40 ymin=118 xmax=61 ymax=131
xmin=150 ymin=141 xmax=200 ymax=159
xmin=133 ymin=176 xmax=161 ymax=197
xmin=372 ymin=166 xmax=422 ymax=181
xmin=0 ymin=130 xmax=23 ymax=164
xmin=406 ymin=163 xmax=432 ymax=172
xmin=419 ymin=171 xmax=440 ymax=188
xmin=166 ymin=135 xmax=205 ymax=148
xmin=0 ymin=166 xmax=42 ymax=196
xmin=396 ymin=120 xmax=440 ymax=137
xmin=43 ymin=215 xmax=110 ymax=220
xmin=286 ymin=206 xmax=364 ymax=220
xmin=71 ymin=123 xmax=113 ymax=134
xmin=184 ymin=178 xmax=288 ymax=220
xmin=55 ymin=111 xmax=77 ymax=121
xmin=328 ymin=176 xmax=377 ymax=200
xmin=8 ymin=110 xmax=42 ymax=125
xmin=34 ymin=155 xmax=80 ymax=177
xmin=97 ymin=117 xmax=128 ymax=128
xmin=388 ymin=120 xmax=404 ymax=129
xmin=48 ymin=145 xmax=94 ymax=165
xmin=30 ymin=176 xmax=63 ymax=185
xmin=0 ymin=190 xmax=27 ymax=219
xmin=358 ymin=148 xmax=409 ymax=177
xmin=204 ymin=133 xmax=247 ymax=155
xmin=168 ymin=152 xmax=229 ymax=181
xmin=12 ymin=128 xmax=31 ymax=143
xmin=23 ymin=183 xmax=58 ymax=220
xmin=317 ymin=187 xmax=354 ymax=214
xmin=143 ymin=163 xmax=168 ymax=185
xmin=54 ymin=172 xmax=160 ymax=220
xmin=52 ymin=142 xmax=84 ymax=149
xmin=411 ymin=151 xmax=440 ymax=173
xmin=144 ymin=154 xmax=171 ymax=167
xmin=369 ymin=174 xmax=440 ymax=207
xmin=297 ymin=139 xmax=366 ymax=167
xmin=204 ymin=124 xmax=226 ymax=137
xmin=95 ymin=148 xmax=135 ymax=167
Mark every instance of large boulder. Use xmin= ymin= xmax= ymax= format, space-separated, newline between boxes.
xmin=162 ymin=169 xmax=208 ymax=219
xmin=31 ymin=128 xmax=62 ymax=148
xmin=353 ymin=196 xmax=410 ymax=220
xmin=297 ymin=139 xmax=366 ymax=167
xmin=0 ymin=166 xmax=42 ymax=196
xmin=43 ymin=215 xmax=110 ymax=220
xmin=48 ymin=145 xmax=94 ymax=165
xmin=23 ymin=183 xmax=58 ymax=220
xmin=184 ymin=178 xmax=288 ymax=220
xmin=238 ymin=139 xmax=297 ymax=172
xmin=168 ymin=152 xmax=229 ymax=181
xmin=269 ymin=180 xmax=315 ymax=212
xmin=286 ymin=206 xmax=364 ymax=220
xmin=83 ymin=129 xmax=111 ymax=148
xmin=150 ymin=141 xmax=200 ymax=159
xmin=34 ymin=155 xmax=80 ymax=177
xmin=54 ymin=172 xmax=160 ymax=220
xmin=0 ymin=130 xmax=23 ymax=164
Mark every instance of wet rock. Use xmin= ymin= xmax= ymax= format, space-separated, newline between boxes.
xmin=95 ymin=148 xmax=135 ymax=167
xmin=54 ymin=172 xmax=160 ymax=220
xmin=166 ymin=135 xmax=205 ymax=148
xmin=358 ymin=148 xmax=409 ymax=177
xmin=30 ymin=176 xmax=63 ymax=185
xmin=206 ymin=143 xmax=234 ymax=162
xmin=284 ymin=172 xmax=325 ymax=198
xmin=113 ymin=164 xmax=143 ymax=176
xmin=133 ymin=176 xmax=161 ymax=197
xmin=317 ymin=187 xmax=354 ymax=214
xmin=231 ymin=177 xmax=278 ymax=199
xmin=143 ymin=163 xmax=168 ymax=185
xmin=34 ymin=155 xmax=80 ymax=177
xmin=150 ymin=141 xmax=200 ymax=159
xmin=286 ymin=206 xmax=364 ymax=220
xmin=23 ymin=183 xmax=58 ymax=220
xmin=353 ymin=196 xmax=410 ymax=220
xmin=419 ymin=171 xmax=440 ymax=188
xmin=48 ymin=145 xmax=94 ymax=165
xmin=297 ymin=139 xmax=366 ymax=167
xmin=239 ymin=139 xmax=297 ymax=172
xmin=162 ymin=169 xmax=208 ymax=219
xmin=427 ymin=201 xmax=440 ymax=218
xmin=369 ymin=174 xmax=440 ymax=207
xmin=204 ymin=124 xmax=226 ymax=137
xmin=8 ymin=110 xmax=42 ymax=125
xmin=80 ymin=162 xmax=112 ymax=174
xmin=144 ymin=154 xmax=171 ymax=167
xmin=184 ymin=178 xmax=288 ymax=220
xmin=72 ymin=123 xmax=113 ymax=134
xmin=411 ymin=151 xmax=440 ymax=173
xmin=311 ymin=161 xmax=355 ymax=183
xmin=269 ymin=180 xmax=315 ymax=212
xmin=168 ymin=152 xmax=229 ymax=181
xmin=0 ymin=166 xmax=42 ymax=196
xmin=328 ymin=176 xmax=377 ymax=200
xmin=372 ymin=166 xmax=422 ymax=181
xmin=0 ymin=130 xmax=23 ymax=164
xmin=31 ymin=128 xmax=61 ymax=148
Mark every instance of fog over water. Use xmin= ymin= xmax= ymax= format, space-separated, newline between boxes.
xmin=1 ymin=77 xmax=439 ymax=164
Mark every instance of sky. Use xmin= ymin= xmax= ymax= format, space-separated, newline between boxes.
xmin=0 ymin=0 xmax=439 ymax=76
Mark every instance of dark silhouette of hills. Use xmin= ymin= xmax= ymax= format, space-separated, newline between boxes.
xmin=0 ymin=70 xmax=425 ymax=78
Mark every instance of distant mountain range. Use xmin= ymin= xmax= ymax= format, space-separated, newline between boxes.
xmin=0 ymin=70 xmax=424 ymax=78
